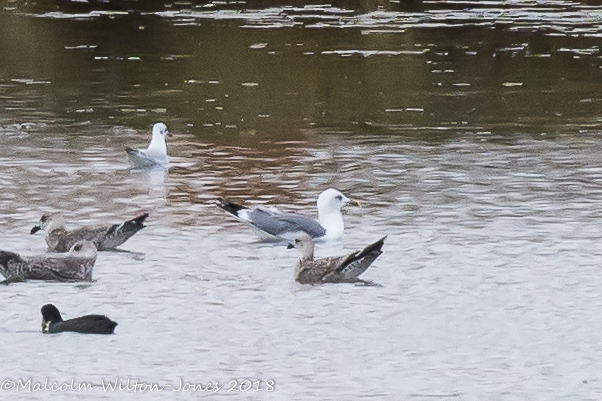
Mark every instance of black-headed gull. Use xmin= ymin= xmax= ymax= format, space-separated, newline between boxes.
xmin=126 ymin=122 xmax=172 ymax=167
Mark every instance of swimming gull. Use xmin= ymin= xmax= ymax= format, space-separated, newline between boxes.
xmin=125 ymin=122 xmax=172 ymax=167
xmin=0 ymin=241 xmax=97 ymax=283
xmin=31 ymin=212 xmax=149 ymax=252
xmin=41 ymin=304 xmax=118 ymax=334
xmin=289 ymin=234 xmax=386 ymax=284
xmin=216 ymin=188 xmax=360 ymax=242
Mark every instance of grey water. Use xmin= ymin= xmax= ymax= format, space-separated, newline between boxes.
xmin=1 ymin=0 xmax=602 ymax=399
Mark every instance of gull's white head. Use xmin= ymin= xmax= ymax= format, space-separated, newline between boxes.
xmin=316 ymin=188 xmax=360 ymax=213
xmin=151 ymin=123 xmax=170 ymax=140
xmin=316 ymin=189 xmax=360 ymax=240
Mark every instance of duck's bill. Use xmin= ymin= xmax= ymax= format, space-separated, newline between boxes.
xmin=41 ymin=319 xmax=48 ymax=333
xmin=30 ymin=225 xmax=42 ymax=235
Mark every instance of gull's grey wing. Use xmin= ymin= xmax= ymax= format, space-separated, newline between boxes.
xmin=249 ymin=209 xmax=326 ymax=238
xmin=126 ymin=147 xmax=163 ymax=167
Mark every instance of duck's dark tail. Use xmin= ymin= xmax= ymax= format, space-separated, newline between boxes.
xmin=125 ymin=147 xmax=137 ymax=157
xmin=215 ymin=198 xmax=248 ymax=216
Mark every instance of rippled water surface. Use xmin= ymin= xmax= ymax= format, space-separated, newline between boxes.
xmin=1 ymin=0 xmax=602 ymax=399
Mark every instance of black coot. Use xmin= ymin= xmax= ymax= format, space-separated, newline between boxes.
xmin=41 ymin=304 xmax=117 ymax=334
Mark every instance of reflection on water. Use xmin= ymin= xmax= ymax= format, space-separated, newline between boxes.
xmin=1 ymin=0 xmax=601 ymax=139
xmin=1 ymin=1 xmax=602 ymax=399
xmin=128 ymin=165 xmax=169 ymax=201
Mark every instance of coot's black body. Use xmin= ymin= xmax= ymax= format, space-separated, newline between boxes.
xmin=41 ymin=304 xmax=117 ymax=334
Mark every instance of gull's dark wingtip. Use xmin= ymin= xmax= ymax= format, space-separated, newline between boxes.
xmin=215 ymin=197 xmax=247 ymax=215
xmin=132 ymin=212 xmax=149 ymax=226
xmin=374 ymin=235 xmax=387 ymax=248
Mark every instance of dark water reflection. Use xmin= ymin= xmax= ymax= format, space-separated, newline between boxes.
xmin=1 ymin=0 xmax=601 ymax=140
xmin=2 ymin=1 xmax=602 ymax=400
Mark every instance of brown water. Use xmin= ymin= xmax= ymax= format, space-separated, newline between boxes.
xmin=1 ymin=1 xmax=602 ymax=399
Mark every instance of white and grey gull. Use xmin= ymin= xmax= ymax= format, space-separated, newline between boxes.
xmin=216 ymin=188 xmax=360 ymax=242
xmin=125 ymin=122 xmax=172 ymax=167
xmin=0 ymin=241 xmax=97 ymax=283
xmin=31 ymin=212 xmax=149 ymax=252
xmin=289 ymin=234 xmax=386 ymax=285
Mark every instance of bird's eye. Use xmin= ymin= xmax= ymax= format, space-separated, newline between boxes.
xmin=295 ymin=238 xmax=300 ymax=243
xmin=74 ymin=245 xmax=82 ymax=251
xmin=335 ymin=195 xmax=343 ymax=200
